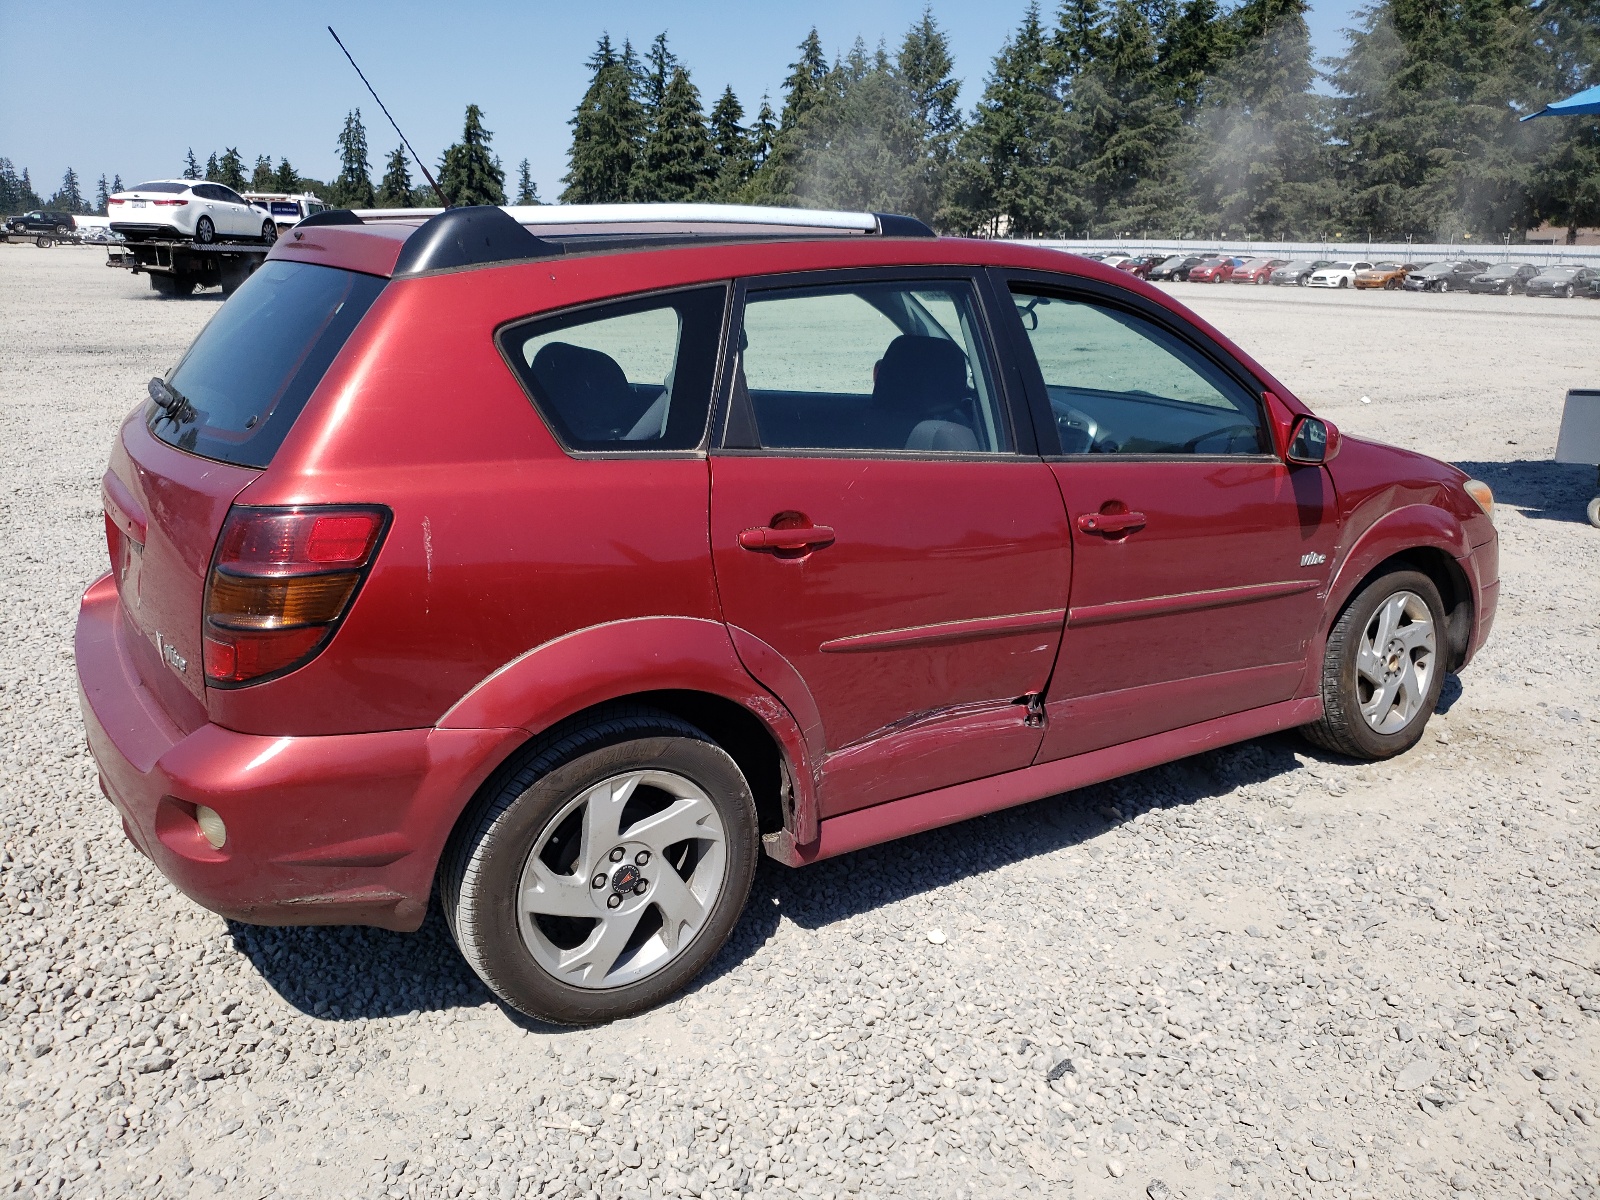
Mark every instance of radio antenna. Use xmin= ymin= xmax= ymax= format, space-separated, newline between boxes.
xmin=328 ymin=26 xmax=450 ymax=208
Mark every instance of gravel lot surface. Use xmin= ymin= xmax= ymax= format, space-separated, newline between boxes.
xmin=3 ymin=247 xmax=1598 ymax=1200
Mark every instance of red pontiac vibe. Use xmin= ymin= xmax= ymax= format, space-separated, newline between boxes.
xmin=77 ymin=204 xmax=1499 ymax=1024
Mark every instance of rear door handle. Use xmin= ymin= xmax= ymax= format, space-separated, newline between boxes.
xmin=1077 ymin=511 xmax=1146 ymax=535
xmin=738 ymin=524 xmax=836 ymax=552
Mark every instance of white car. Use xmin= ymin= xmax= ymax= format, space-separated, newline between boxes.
xmin=1306 ymin=260 xmax=1373 ymax=289
xmin=107 ymin=179 xmax=277 ymax=245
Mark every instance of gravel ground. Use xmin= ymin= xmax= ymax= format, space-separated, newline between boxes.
xmin=3 ymin=246 xmax=1598 ymax=1200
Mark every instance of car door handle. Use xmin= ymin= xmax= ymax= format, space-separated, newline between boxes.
xmin=1077 ymin=511 xmax=1146 ymax=535
xmin=738 ymin=524 xmax=836 ymax=552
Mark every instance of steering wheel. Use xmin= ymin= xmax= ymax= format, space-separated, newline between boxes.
xmin=1182 ymin=424 xmax=1261 ymax=454
xmin=1055 ymin=405 xmax=1101 ymax=454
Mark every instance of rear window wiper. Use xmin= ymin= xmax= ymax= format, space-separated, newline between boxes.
xmin=148 ymin=376 xmax=196 ymax=425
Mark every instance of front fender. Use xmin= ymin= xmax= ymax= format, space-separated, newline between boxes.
xmin=437 ymin=616 xmax=821 ymax=845
xmin=1326 ymin=502 xmax=1469 ymax=619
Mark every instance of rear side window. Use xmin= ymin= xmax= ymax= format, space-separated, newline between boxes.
xmin=152 ymin=261 xmax=385 ymax=468
xmin=498 ymin=287 xmax=727 ymax=452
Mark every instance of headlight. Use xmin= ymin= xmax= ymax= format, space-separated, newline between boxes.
xmin=1463 ymin=479 xmax=1494 ymax=521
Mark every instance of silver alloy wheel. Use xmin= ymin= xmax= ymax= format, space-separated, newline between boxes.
xmin=517 ymin=770 xmax=728 ymax=990
xmin=1355 ymin=590 xmax=1436 ymax=733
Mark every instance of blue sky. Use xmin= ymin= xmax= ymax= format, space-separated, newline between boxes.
xmin=1 ymin=0 xmax=1363 ymax=202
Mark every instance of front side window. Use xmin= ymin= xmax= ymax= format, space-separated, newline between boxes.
xmin=499 ymin=287 xmax=726 ymax=452
xmin=1012 ymin=288 xmax=1265 ymax=456
xmin=734 ymin=280 xmax=1010 ymax=454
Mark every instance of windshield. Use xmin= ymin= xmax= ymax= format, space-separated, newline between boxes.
xmin=1157 ymin=256 xmax=1184 ymax=269
xmin=152 ymin=262 xmax=386 ymax=468
xmin=131 ymin=181 xmax=188 ymax=193
xmin=1371 ymin=263 xmax=1398 ymax=270
xmin=1484 ymin=266 xmax=1517 ymax=277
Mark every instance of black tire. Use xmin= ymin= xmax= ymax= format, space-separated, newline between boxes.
xmin=194 ymin=216 xmax=215 ymax=245
xmin=1564 ymin=284 xmax=1574 ymax=299
xmin=148 ymin=273 xmax=194 ymax=297
xmin=1437 ymin=279 xmax=1449 ymax=293
xmin=261 ymin=219 xmax=277 ymax=244
xmin=1338 ymin=276 xmax=1348 ymax=288
xmin=1302 ymin=569 xmax=1447 ymax=760
xmin=35 ymin=235 xmax=52 ymax=248
xmin=442 ymin=707 xmax=759 ymax=1025
xmin=1384 ymin=278 xmax=1399 ymax=290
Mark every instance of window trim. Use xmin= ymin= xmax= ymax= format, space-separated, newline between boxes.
xmin=493 ymin=282 xmax=735 ymax=460
xmin=989 ymin=268 xmax=1281 ymax=463
xmin=711 ymin=266 xmax=1032 ymax=460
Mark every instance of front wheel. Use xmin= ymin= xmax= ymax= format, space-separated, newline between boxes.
xmin=1338 ymin=277 xmax=1349 ymax=288
xmin=1437 ymin=280 xmax=1449 ymax=293
xmin=1564 ymin=284 xmax=1575 ymax=299
xmin=194 ymin=216 xmax=215 ymax=245
xmin=1302 ymin=570 xmax=1447 ymax=760
xmin=1385 ymin=278 xmax=1399 ymax=290
xmin=442 ymin=708 xmax=759 ymax=1025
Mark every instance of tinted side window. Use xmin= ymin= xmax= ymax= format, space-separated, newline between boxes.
xmin=736 ymin=280 xmax=1011 ymax=453
xmin=1012 ymin=289 xmax=1265 ymax=456
xmin=218 ymin=187 xmax=247 ymax=206
xmin=499 ymin=287 xmax=726 ymax=452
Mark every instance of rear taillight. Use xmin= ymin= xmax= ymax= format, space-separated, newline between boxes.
xmin=104 ymin=511 xmax=140 ymax=589
xmin=153 ymin=199 xmax=188 ymax=207
xmin=203 ymin=505 xmax=388 ymax=686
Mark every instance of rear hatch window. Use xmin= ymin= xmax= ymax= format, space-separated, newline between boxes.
xmin=150 ymin=261 xmax=385 ymax=467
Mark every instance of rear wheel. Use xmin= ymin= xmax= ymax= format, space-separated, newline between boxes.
xmin=148 ymin=273 xmax=195 ymax=297
xmin=261 ymin=219 xmax=277 ymax=244
xmin=194 ymin=216 xmax=215 ymax=245
xmin=442 ymin=708 xmax=759 ymax=1025
xmin=35 ymin=235 xmax=52 ymax=248
xmin=1587 ymin=496 xmax=1600 ymax=528
xmin=1302 ymin=569 xmax=1446 ymax=760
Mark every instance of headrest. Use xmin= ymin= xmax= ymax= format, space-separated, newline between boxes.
xmin=529 ymin=342 xmax=633 ymax=439
xmin=872 ymin=335 xmax=970 ymax=414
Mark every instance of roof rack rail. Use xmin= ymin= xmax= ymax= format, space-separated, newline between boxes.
xmin=297 ymin=208 xmax=365 ymax=228
xmin=369 ymin=203 xmax=937 ymax=277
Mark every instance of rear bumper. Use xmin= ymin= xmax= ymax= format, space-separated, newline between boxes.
xmin=75 ymin=573 xmax=519 ymax=930
xmin=109 ymin=223 xmax=185 ymax=242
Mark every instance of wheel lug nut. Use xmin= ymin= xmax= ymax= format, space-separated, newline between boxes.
xmin=606 ymin=893 xmax=623 ymax=909
xmin=609 ymin=847 xmax=625 ymax=863
xmin=591 ymin=874 xmax=607 ymax=890
xmin=634 ymin=879 xmax=649 ymax=895
xmin=634 ymin=850 xmax=650 ymax=866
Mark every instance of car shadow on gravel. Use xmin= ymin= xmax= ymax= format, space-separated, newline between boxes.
xmin=1453 ymin=459 xmax=1597 ymax=523
xmin=228 ymin=730 xmax=1325 ymax=1026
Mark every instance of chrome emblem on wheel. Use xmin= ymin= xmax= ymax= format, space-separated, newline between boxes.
xmin=1354 ymin=590 xmax=1435 ymax=733
xmin=517 ymin=770 xmax=728 ymax=990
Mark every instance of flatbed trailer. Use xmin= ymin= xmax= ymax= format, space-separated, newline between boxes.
xmin=107 ymin=237 xmax=272 ymax=296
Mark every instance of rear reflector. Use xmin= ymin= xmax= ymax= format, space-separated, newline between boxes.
xmin=203 ymin=505 xmax=388 ymax=686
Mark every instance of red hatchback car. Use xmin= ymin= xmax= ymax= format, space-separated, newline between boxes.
xmin=77 ymin=204 xmax=1499 ymax=1024
xmin=1185 ymin=256 xmax=1242 ymax=283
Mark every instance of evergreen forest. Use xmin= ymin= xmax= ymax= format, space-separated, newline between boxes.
xmin=563 ymin=1 xmax=1599 ymax=242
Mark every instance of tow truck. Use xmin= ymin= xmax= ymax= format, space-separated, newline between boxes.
xmin=106 ymin=234 xmax=270 ymax=296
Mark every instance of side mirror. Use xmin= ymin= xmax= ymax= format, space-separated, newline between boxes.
xmin=1287 ymin=416 xmax=1334 ymax=464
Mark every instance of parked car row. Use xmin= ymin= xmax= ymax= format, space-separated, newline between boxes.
xmin=1083 ymin=252 xmax=1600 ymax=298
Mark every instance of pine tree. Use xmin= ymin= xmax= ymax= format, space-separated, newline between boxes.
xmin=708 ymin=86 xmax=753 ymax=198
xmin=216 ymin=149 xmax=247 ymax=191
xmin=749 ymin=96 xmax=778 ymax=170
xmin=946 ymin=4 xmax=1064 ymax=235
xmin=205 ymin=152 xmax=220 ymax=182
xmin=111 ymin=174 xmax=124 ymax=195
xmin=747 ymin=29 xmax=832 ymax=203
xmin=563 ymin=35 xmax=646 ymax=203
xmin=515 ymin=159 xmax=543 ymax=204
xmin=275 ymin=159 xmax=298 ymax=193
xmin=789 ymin=40 xmax=921 ymax=213
xmin=18 ymin=168 xmax=40 ymax=210
xmin=332 ymin=110 xmax=376 ymax=208
xmin=1198 ymin=0 xmax=1331 ymax=238
xmin=897 ymin=9 xmax=963 ymax=224
xmin=378 ymin=147 xmax=415 ymax=207
xmin=51 ymin=167 xmax=85 ymax=213
xmin=248 ymin=155 xmax=271 ymax=191
xmin=438 ymin=104 xmax=506 ymax=206
xmin=633 ymin=66 xmax=712 ymax=201
xmin=1527 ymin=0 xmax=1600 ymax=239
xmin=0 ymin=159 xmax=21 ymax=215
xmin=182 ymin=149 xmax=201 ymax=181
xmin=95 ymin=174 xmax=111 ymax=214
xmin=641 ymin=33 xmax=679 ymax=114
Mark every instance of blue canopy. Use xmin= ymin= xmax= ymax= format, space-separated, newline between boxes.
xmin=1521 ymin=83 xmax=1600 ymax=121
